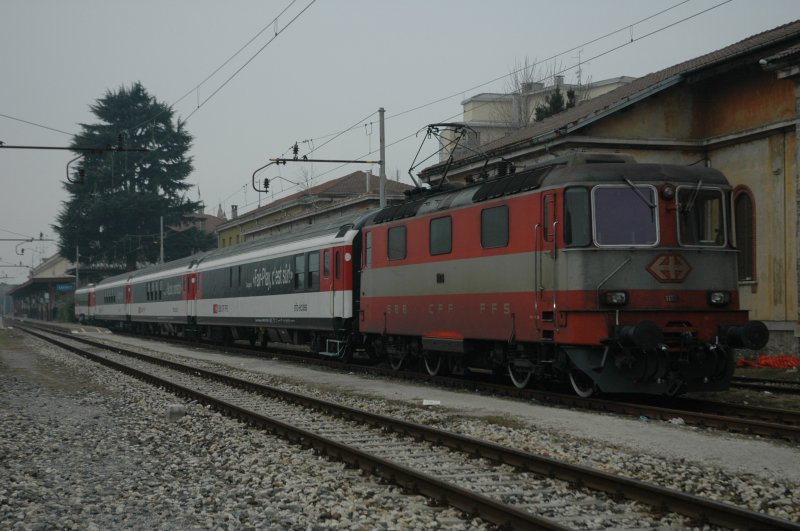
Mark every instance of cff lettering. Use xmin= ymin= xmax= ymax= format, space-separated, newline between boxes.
xmin=428 ymin=303 xmax=454 ymax=315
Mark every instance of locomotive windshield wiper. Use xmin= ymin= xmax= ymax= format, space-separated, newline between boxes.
xmin=623 ymin=177 xmax=656 ymax=210
xmin=682 ymin=179 xmax=703 ymax=212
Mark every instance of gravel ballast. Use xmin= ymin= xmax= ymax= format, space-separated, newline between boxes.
xmin=0 ymin=329 xmax=488 ymax=530
xmin=3 ymin=324 xmax=800 ymax=528
xmin=74 ymin=329 xmax=800 ymax=524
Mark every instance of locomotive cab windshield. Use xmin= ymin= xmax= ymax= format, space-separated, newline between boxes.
xmin=591 ymin=184 xmax=659 ymax=246
xmin=677 ymin=185 xmax=726 ymax=246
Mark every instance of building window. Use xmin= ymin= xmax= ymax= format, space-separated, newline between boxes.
xmin=388 ymin=226 xmax=407 ymax=260
xmin=481 ymin=205 xmax=508 ymax=248
xmin=430 ymin=216 xmax=452 ymax=255
xmin=733 ymin=187 xmax=755 ymax=282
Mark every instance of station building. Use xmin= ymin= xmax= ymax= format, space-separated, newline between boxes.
xmin=8 ymin=254 xmax=75 ymax=321
xmin=420 ymin=21 xmax=800 ymax=354
xmin=216 ymin=170 xmax=413 ymax=247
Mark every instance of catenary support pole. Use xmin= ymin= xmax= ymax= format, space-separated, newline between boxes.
xmin=379 ymin=107 xmax=386 ymax=208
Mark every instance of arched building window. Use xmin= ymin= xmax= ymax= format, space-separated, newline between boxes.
xmin=733 ymin=187 xmax=755 ymax=282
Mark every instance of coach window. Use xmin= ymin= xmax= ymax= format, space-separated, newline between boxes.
xmin=388 ymin=225 xmax=407 ymax=260
xmin=365 ymin=231 xmax=373 ymax=268
xmin=308 ymin=252 xmax=320 ymax=290
xmin=563 ymin=187 xmax=591 ymax=247
xmin=481 ymin=205 xmax=508 ymax=248
xmin=323 ymin=250 xmax=330 ymax=278
xmin=294 ymin=254 xmax=306 ymax=290
xmin=430 ymin=216 xmax=452 ymax=255
xmin=733 ymin=187 xmax=755 ymax=282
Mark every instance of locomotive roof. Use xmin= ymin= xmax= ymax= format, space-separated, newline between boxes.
xmin=366 ymin=156 xmax=729 ymax=225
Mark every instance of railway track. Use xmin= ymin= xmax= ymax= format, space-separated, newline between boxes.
xmin=14 ymin=319 xmax=800 ymax=442
xmin=16 ymin=323 xmax=799 ymax=530
xmin=159 ymin=335 xmax=800 ymax=438
xmin=731 ymin=376 xmax=800 ymax=395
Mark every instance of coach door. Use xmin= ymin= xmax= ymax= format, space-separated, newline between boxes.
xmin=330 ymin=249 xmax=346 ymax=318
xmin=125 ymin=284 xmax=133 ymax=321
xmin=535 ymin=192 xmax=558 ymax=338
xmin=185 ymin=273 xmax=198 ymax=322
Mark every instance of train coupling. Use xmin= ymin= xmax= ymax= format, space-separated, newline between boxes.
xmin=614 ymin=320 xmax=663 ymax=350
xmin=723 ymin=321 xmax=769 ymax=350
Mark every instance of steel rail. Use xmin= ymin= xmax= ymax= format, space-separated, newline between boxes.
xmin=15 ymin=319 xmax=800 ymax=440
xmin=731 ymin=376 xmax=800 ymax=395
xmin=18 ymin=326 xmax=566 ymax=531
xmin=18 ymin=323 xmax=800 ymax=531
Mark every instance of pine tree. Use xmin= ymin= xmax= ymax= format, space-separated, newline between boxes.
xmin=54 ymin=82 xmax=214 ymax=271
xmin=534 ymin=86 xmax=577 ymax=122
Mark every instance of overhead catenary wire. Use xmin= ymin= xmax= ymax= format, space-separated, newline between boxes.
xmin=259 ymin=0 xmax=735 ymax=197
xmin=185 ymin=0 xmax=317 ymax=122
xmin=224 ymin=0 xmax=728 ymax=205
xmin=4 ymin=0 xmax=734 ymax=217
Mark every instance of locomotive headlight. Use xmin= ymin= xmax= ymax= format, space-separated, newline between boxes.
xmin=661 ymin=184 xmax=675 ymax=200
xmin=603 ymin=291 xmax=628 ymax=306
xmin=708 ymin=291 xmax=731 ymax=306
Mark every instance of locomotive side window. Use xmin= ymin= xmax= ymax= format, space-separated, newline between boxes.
xmin=364 ymin=231 xmax=372 ymax=268
xmin=592 ymin=185 xmax=658 ymax=246
xmin=543 ymin=196 xmax=553 ymax=242
xmin=387 ymin=226 xmax=407 ymax=260
xmin=677 ymin=186 xmax=725 ymax=247
xmin=308 ymin=252 xmax=320 ymax=290
xmin=430 ymin=216 xmax=452 ymax=255
xmin=323 ymin=250 xmax=330 ymax=278
xmin=335 ymin=251 xmax=341 ymax=279
xmin=564 ymin=187 xmax=591 ymax=247
xmin=481 ymin=205 xmax=508 ymax=248
xmin=294 ymin=254 xmax=306 ymax=290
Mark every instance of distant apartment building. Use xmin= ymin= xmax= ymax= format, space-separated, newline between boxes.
xmin=440 ymin=76 xmax=635 ymax=161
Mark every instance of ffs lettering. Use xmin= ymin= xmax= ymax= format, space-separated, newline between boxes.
xmin=479 ymin=302 xmax=511 ymax=315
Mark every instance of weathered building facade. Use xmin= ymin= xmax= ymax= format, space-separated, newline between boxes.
xmin=421 ymin=21 xmax=800 ymax=353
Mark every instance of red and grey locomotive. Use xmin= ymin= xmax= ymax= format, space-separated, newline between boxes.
xmin=76 ymin=153 xmax=767 ymax=396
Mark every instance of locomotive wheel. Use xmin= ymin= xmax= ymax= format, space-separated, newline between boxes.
xmin=569 ymin=368 xmax=597 ymax=398
xmin=388 ymin=352 xmax=407 ymax=371
xmin=423 ymin=351 xmax=447 ymax=377
xmin=508 ymin=364 xmax=532 ymax=389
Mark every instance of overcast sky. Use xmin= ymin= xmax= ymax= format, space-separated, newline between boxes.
xmin=1 ymin=0 xmax=797 ymax=284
